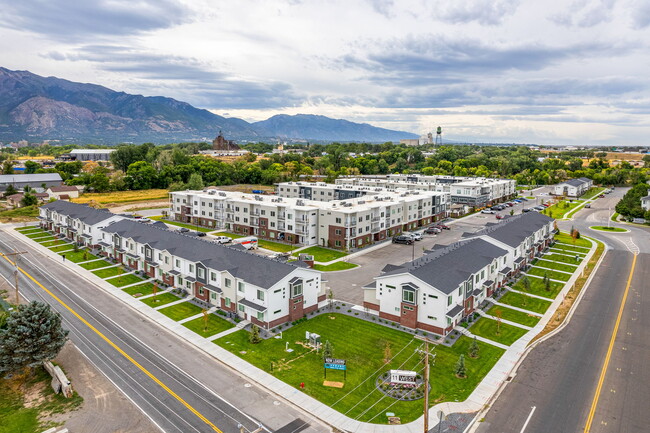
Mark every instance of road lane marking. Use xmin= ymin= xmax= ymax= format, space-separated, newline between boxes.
xmin=519 ymin=406 xmax=536 ymax=433
xmin=0 ymin=252 xmax=225 ymax=433
xmin=584 ymin=253 xmax=637 ymax=433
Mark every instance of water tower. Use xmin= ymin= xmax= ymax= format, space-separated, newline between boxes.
xmin=435 ymin=126 xmax=442 ymax=145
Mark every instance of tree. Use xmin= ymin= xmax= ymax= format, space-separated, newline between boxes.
xmin=126 ymin=161 xmax=158 ymax=190
xmin=383 ymin=341 xmax=392 ymax=364
xmin=24 ymin=160 xmax=40 ymax=174
xmin=468 ymin=337 xmax=479 ymax=358
xmin=543 ymin=271 xmax=551 ymax=292
xmin=0 ymin=301 xmax=69 ymax=375
xmin=2 ymin=159 xmax=14 ymax=175
xmin=20 ymin=192 xmax=38 ymax=207
xmin=249 ymin=324 xmax=261 ymax=344
xmin=455 ymin=354 xmax=466 ymax=378
xmin=521 ymin=276 xmax=531 ymax=294
xmin=322 ymin=340 xmax=333 ymax=361
xmin=3 ymin=183 xmax=17 ymax=198
xmin=327 ymin=288 xmax=334 ymax=311
xmin=185 ymin=173 xmax=205 ymax=190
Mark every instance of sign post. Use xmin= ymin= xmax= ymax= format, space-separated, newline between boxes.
xmin=324 ymin=357 xmax=347 ymax=380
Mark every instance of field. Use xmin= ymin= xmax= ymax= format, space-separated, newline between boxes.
xmin=0 ymin=205 xmax=39 ymax=222
xmin=183 ymin=314 xmax=234 ymax=338
xmin=498 ymin=291 xmax=551 ymax=314
xmin=470 ymin=317 xmax=529 ymax=346
xmin=486 ymin=304 xmax=540 ymax=327
xmin=72 ymin=189 xmax=169 ymax=205
xmin=216 ymin=314 xmax=504 ymax=424
xmin=293 ymin=246 xmax=348 ymax=262
xmin=158 ymin=301 xmax=204 ymax=321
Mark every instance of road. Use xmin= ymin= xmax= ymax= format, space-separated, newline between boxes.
xmin=476 ymin=187 xmax=650 ymax=433
xmin=0 ymin=228 xmax=327 ymax=433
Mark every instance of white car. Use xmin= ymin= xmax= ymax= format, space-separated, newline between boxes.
xmin=138 ymin=217 xmax=152 ymax=223
xmin=481 ymin=209 xmax=496 ymax=214
xmin=407 ymin=232 xmax=423 ymax=241
xmin=213 ymin=235 xmax=232 ymax=244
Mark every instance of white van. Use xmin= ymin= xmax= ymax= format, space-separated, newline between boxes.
xmin=232 ymin=236 xmax=258 ymax=250
xmin=213 ymin=235 xmax=232 ymax=244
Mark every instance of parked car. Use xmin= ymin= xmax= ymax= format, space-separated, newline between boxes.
xmin=197 ymin=232 xmax=207 ymax=237
xmin=520 ymin=197 xmax=529 ymax=201
xmin=392 ymin=235 xmax=414 ymax=245
xmin=495 ymin=214 xmax=504 ymax=219
xmin=481 ymin=209 xmax=496 ymax=214
xmin=584 ymin=203 xmax=591 ymax=208
xmin=138 ymin=217 xmax=152 ymax=223
xmin=178 ymin=227 xmax=190 ymax=233
xmin=505 ymin=202 xmax=514 ymax=207
xmin=405 ymin=232 xmax=423 ymax=241
xmin=522 ymin=208 xmax=531 ymax=212
xmin=425 ymin=227 xmax=441 ymax=234
xmin=513 ymin=199 xmax=523 ymax=203
xmin=542 ymin=203 xmax=551 ymax=207
xmin=438 ymin=224 xmax=450 ymax=230
xmin=598 ymin=194 xmax=605 ymax=198
xmin=213 ymin=235 xmax=232 ymax=244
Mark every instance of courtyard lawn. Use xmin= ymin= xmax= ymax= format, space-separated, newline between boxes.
xmin=580 ymin=187 xmax=606 ymax=200
xmin=80 ymin=259 xmax=114 ymax=270
xmin=470 ymin=317 xmax=529 ymax=346
xmin=150 ymin=216 xmax=213 ymax=233
xmin=49 ymin=245 xmax=76 ymax=253
xmin=183 ymin=314 xmax=234 ymax=338
xmin=534 ymin=259 xmax=578 ymax=273
xmin=158 ymin=301 xmax=203 ymax=321
xmin=58 ymin=250 xmax=99 ymax=263
xmin=499 ymin=291 xmax=552 ymax=315
xmin=292 ymin=246 xmax=348 ymax=262
xmin=122 ymin=282 xmax=155 ymax=297
xmin=550 ymin=244 xmax=588 ymax=256
xmin=25 ymin=231 xmax=50 ymax=239
xmin=554 ymin=232 xmax=591 ymax=248
xmin=40 ymin=239 xmax=66 ymax=247
xmin=215 ymin=314 xmax=504 ymax=424
xmin=140 ymin=292 xmax=179 ymax=308
xmin=106 ymin=273 xmax=146 ymax=288
xmin=257 ymin=240 xmax=295 ymax=253
xmin=513 ymin=277 xmax=562 ymax=299
xmin=92 ymin=266 xmax=124 ymax=279
xmin=542 ymin=253 xmax=583 ymax=265
xmin=486 ymin=304 xmax=540 ymax=328
xmin=314 ymin=262 xmax=359 ymax=272
xmin=545 ymin=201 xmax=583 ymax=219
xmin=527 ymin=267 xmax=571 ymax=282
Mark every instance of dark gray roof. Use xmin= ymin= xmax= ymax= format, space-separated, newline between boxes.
xmin=446 ymin=304 xmax=463 ymax=318
xmin=0 ymin=173 xmax=62 ymax=183
xmin=363 ymin=281 xmax=376 ymax=289
xmin=41 ymin=200 xmax=120 ymax=226
xmin=483 ymin=280 xmax=494 ymax=286
xmin=515 ymin=257 xmax=524 ymax=263
xmin=382 ymin=238 xmax=507 ymax=295
xmin=500 ymin=267 xmax=512 ymax=274
xmin=239 ymin=298 xmax=267 ymax=312
xmin=467 ymin=211 xmax=553 ymax=248
xmin=102 ymin=219 xmax=307 ymax=289
xmin=561 ymin=178 xmax=588 ymax=187
xmin=206 ymin=284 xmax=222 ymax=293
xmin=473 ymin=288 xmax=482 ymax=296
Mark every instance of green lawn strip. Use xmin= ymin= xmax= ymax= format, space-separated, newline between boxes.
xmin=542 ymin=253 xmax=583 ymax=265
xmin=57 ymin=250 xmax=98 ymax=263
xmin=158 ymin=301 xmax=203 ymax=321
xmin=499 ymin=291 xmax=551 ymax=314
xmin=292 ymin=246 xmax=348 ymax=262
xmin=610 ymin=212 xmax=619 ymax=222
xmin=545 ymin=201 xmax=582 ymax=219
xmin=527 ymin=267 xmax=571 ymax=282
xmin=554 ymin=232 xmax=591 ymax=248
xmin=92 ymin=266 xmax=124 ymax=279
xmin=140 ymin=292 xmax=179 ymax=307
xmin=150 ymin=216 xmax=213 ymax=232
xmin=49 ymin=245 xmax=76 ymax=253
xmin=485 ymin=304 xmax=540 ymax=327
xmin=534 ymin=260 xmax=578 ymax=273
xmin=15 ymin=227 xmax=42 ymax=233
xmin=39 ymin=239 xmax=66 ymax=247
xmin=257 ymin=240 xmax=295 ymax=253
xmin=107 ymin=274 xmax=146 ymax=288
xmin=184 ymin=314 xmax=234 ymax=337
xmin=122 ymin=282 xmax=155 ymax=297
xmin=590 ymin=226 xmax=627 ymax=232
xmin=25 ymin=231 xmax=50 ymax=239
xmin=550 ymin=244 xmax=589 ymax=255
xmin=80 ymin=259 xmax=114 ymax=270
xmin=470 ymin=317 xmax=529 ymax=346
xmin=512 ymin=278 xmax=562 ymax=299
xmin=215 ymin=314 xmax=504 ymax=424
xmin=579 ymin=187 xmax=605 ymax=200
xmin=213 ymin=232 xmax=244 ymax=239
xmin=313 ymin=262 xmax=359 ymax=271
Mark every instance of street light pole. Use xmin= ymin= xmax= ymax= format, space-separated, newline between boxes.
xmin=1 ymin=250 xmax=28 ymax=305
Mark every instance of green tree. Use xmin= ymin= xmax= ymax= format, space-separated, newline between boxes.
xmin=543 ymin=271 xmax=551 ymax=292
xmin=24 ymin=160 xmax=41 ymax=174
xmin=2 ymin=159 xmax=14 ymax=174
xmin=323 ymin=340 xmax=333 ymax=361
xmin=249 ymin=324 xmax=261 ymax=344
xmin=521 ymin=276 xmax=531 ymax=293
xmin=4 ymin=183 xmax=17 ymax=197
xmin=455 ymin=354 xmax=466 ymax=378
xmin=20 ymin=192 xmax=38 ymax=207
xmin=126 ymin=161 xmax=158 ymax=190
xmin=468 ymin=337 xmax=479 ymax=358
xmin=185 ymin=172 xmax=205 ymax=190
xmin=0 ymin=301 xmax=69 ymax=375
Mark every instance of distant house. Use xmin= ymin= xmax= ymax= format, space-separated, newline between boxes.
xmin=6 ymin=192 xmax=49 ymax=207
xmin=0 ymin=173 xmax=63 ymax=191
xmin=642 ymin=189 xmax=650 ymax=211
xmin=67 ymin=149 xmax=116 ymax=161
xmin=46 ymin=185 xmax=80 ymax=200
xmin=553 ymin=177 xmax=593 ymax=197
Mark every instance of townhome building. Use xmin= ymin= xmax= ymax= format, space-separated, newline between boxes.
xmin=553 ymin=177 xmax=594 ymax=197
xmin=363 ymin=211 xmax=555 ymax=336
xmin=642 ymin=189 xmax=650 ymax=211
xmin=39 ymin=200 xmax=126 ymax=248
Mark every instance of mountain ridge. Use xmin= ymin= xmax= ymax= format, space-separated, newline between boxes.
xmin=0 ymin=67 xmax=418 ymax=144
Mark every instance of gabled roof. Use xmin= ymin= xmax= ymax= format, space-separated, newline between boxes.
xmin=101 ymin=219 xmax=310 ymax=289
xmin=40 ymin=200 xmax=121 ymax=226
xmin=380 ymin=238 xmax=507 ymax=295
xmin=560 ymin=178 xmax=589 ymax=187
xmin=467 ymin=211 xmax=553 ymax=248
xmin=49 ymin=186 xmax=78 ymax=192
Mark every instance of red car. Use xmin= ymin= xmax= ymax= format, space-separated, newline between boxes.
xmin=496 ymin=214 xmax=504 ymax=220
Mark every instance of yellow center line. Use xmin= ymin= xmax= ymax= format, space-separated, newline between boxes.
xmin=1 ymin=252 xmax=224 ymax=433
xmin=584 ymin=253 xmax=637 ymax=432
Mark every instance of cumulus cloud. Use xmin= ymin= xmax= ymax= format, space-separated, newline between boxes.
xmin=549 ymin=0 xmax=617 ymax=28
xmin=435 ymin=0 xmax=522 ymax=26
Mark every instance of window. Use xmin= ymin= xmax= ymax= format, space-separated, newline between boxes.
xmin=447 ymin=295 xmax=452 ymax=306
xmin=210 ymin=272 xmax=217 ymax=281
xmin=428 ymin=294 xmax=438 ymax=299
xmin=198 ymin=287 xmax=204 ymax=295
xmin=189 ymin=264 xmax=194 ymax=272
xmin=458 ymin=286 xmax=462 ymax=296
xmin=198 ymin=268 xmax=205 ymax=279
xmin=225 ymin=278 xmax=231 ymax=288
xmin=257 ymin=290 xmax=264 ymax=301
xmin=164 ymin=256 xmax=169 ymax=265
xmin=335 ymin=217 xmax=342 ymax=224
xmin=427 ymin=315 xmax=438 ymax=321
xmin=291 ymin=282 xmax=303 ymax=298
xmin=335 ymin=229 xmax=341 ymax=236
xmin=211 ymin=292 xmax=217 ymax=300
xmin=257 ymin=311 xmax=264 ymax=321
xmin=175 ymin=259 xmax=180 ymax=267
xmin=402 ymin=288 xmax=415 ymax=304
xmin=238 ymin=282 xmax=244 ymax=292
xmin=225 ymin=297 xmax=231 ymax=307
xmin=238 ymin=304 xmax=245 ymax=312
xmin=273 ymin=309 xmax=281 ymax=315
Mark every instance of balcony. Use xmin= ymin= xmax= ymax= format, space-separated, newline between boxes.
xmin=277 ymin=213 xmax=286 ymax=220
xmin=371 ymin=216 xmax=380 ymax=222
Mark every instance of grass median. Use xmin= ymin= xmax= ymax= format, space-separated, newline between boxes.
xmin=292 ymin=246 xmax=348 ymax=262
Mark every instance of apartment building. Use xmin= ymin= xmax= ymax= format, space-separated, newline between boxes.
xmin=171 ymin=188 xmax=447 ymax=249
xmin=363 ymin=211 xmax=554 ymax=336
xmin=38 ymin=201 xmax=324 ymax=329
xmin=553 ymin=177 xmax=594 ymax=197
xmin=39 ymin=200 xmax=126 ymax=247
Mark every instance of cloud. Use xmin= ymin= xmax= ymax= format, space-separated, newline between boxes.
xmin=631 ymin=0 xmax=650 ymax=28
xmin=549 ymin=0 xmax=617 ymax=28
xmin=0 ymin=0 xmax=190 ymax=41
xmin=367 ymin=0 xmax=395 ymax=18
xmin=435 ymin=0 xmax=522 ymax=26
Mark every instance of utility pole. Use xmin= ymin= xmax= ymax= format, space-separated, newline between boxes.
xmin=415 ymin=335 xmax=437 ymax=433
xmin=1 ymin=250 xmax=28 ymax=304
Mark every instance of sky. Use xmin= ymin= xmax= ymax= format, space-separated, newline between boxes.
xmin=1 ymin=0 xmax=650 ymax=145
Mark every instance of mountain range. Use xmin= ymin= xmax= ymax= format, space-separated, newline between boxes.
xmin=0 ymin=67 xmax=418 ymax=144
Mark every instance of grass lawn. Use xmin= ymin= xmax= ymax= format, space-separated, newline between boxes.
xmin=0 ymin=205 xmax=39 ymax=222
xmin=140 ymin=292 xmax=179 ymax=307
xmin=158 ymin=301 xmax=203 ymax=321
xmin=106 ymin=273 xmax=146 ymax=288
xmin=49 ymin=245 xmax=75 ymax=253
xmin=183 ymin=314 xmax=234 ymax=337
xmin=545 ymin=201 xmax=583 ymax=219
xmin=150 ymin=216 xmax=213 ymax=233
xmin=92 ymin=266 xmax=123 ymax=279
xmin=25 ymin=231 xmax=51 ymax=239
xmin=213 ymin=232 xmax=244 ymax=239
xmin=555 ymin=232 xmax=591 ymax=248
xmin=534 ymin=260 xmax=578 ymax=273
xmin=257 ymin=240 xmax=296 ymax=253
xmin=313 ymin=262 xmax=359 ymax=271
xmin=215 ymin=314 xmax=504 ymax=424
xmin=611 ymin=212 xmax=619 ymax=222
xmin=80 ymin=259 xmax=114 ymax=270
xmin=527 ymin=267 xmax=571 ymax=282
xmin=513 ymin=277 xmax=562 ymax=299
xmin=58 ymin=250 xmax=99 ymax=263
xmin=550 ymin=244 xmax=588 ymax=255
xmin=499 ymin=291 xmax=552 ymax=314
xmin=580 ymin=187 xmax=605 ymax=200
xmin=470 ymin=317 xmax=529 ymax=346
xmin=15 ymin=227 xmax=41 ymax=234
xmin=292 ymin=246 xmax=348 ymax=262
xmin=486 ymin=304 xmax=540 ymax=327
xmin=542 ymin=253 xmax=583 ymax=265
xmin=72 ymin=189 xmax=169 ymax=205
xmin=122 ymin=282 xmax=155 ymax=297
xmin=590 ymin=226 xmax=627 ymax=232
xmin=39 ymin=239 xmax=65 ymax=247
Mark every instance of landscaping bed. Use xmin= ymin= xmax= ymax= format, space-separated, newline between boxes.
xmin=183 ymin=314 xmax=234 ymax=337
xmin=292 ymin=246 xmax=348 ymax=262
xmin=106 ymin=273 xmax=146 ymax=288
xmin=122 ymin=282 xmax=156 ymax=297
xmin=79 ymin=259 xmax=114 ymax=270
xmin=140 ymin=292 xmax=179 ymax=307
xmin=470 ymin=317 xmax=529 ymax=346
xmin=157 ymin=301 xmax=203 ymax=321
xmin=498 ymin=291 xmax=551 ymax=314
xmin=485 ymin=305 xmax=540 ymax=328
xmin=215 ymin=314 xmax=504 ymax=424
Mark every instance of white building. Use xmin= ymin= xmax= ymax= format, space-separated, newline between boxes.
xmin=553 ymin=177 xmax=594 ymax=197
xmin=68 ymin=149 xmax=116 ymax=161
xmin=641 ymin=190 xmax=650 ymax=211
